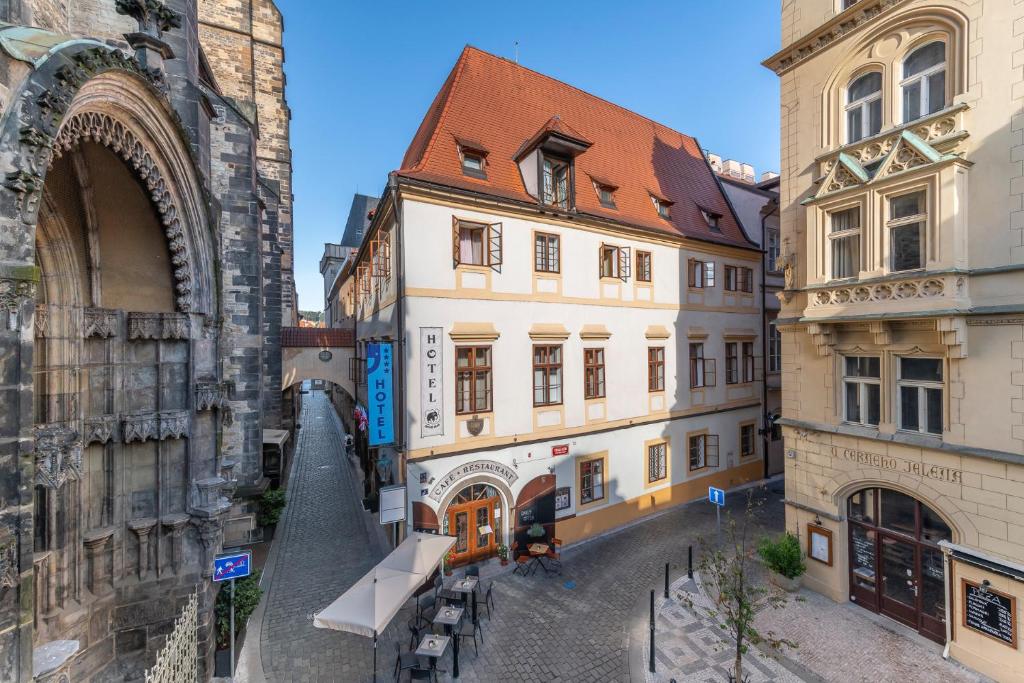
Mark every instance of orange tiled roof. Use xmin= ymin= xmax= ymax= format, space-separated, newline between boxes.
xmin=398 ymin=46 xmax=755 ymax=249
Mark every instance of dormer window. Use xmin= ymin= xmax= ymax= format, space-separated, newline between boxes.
xmin=543 ymin=156 xmax=571 ymax=209
xmin=701 ymin=208 xmax=722 ymax=232
xmin=456 ymin=136 xmax=489 ymax=179
xmin=651 ymin=195 xmax=673 ymax=220
xmin=589 ymin=175 xmax=617 ymax=209
xmin=463 ymin=152 xmax=485 ymax=176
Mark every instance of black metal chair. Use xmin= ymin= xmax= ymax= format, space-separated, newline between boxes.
xmin=408 ymin=665 xmax=436 ymax=682
xmin=464 ymin=565 xmax=480 ymax=578
xmin=481 ymin=582 xmax=495 ymax=620
xmin=417 ymin=593 xmax=437 ymax=622
xmin=393 ymin=642 xmax=420 ymax=682
xmin=455 ymin=614 xmax=483 ymax=655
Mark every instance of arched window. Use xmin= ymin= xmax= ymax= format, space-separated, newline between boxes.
xmin=902 ymin=41 xmax=946 ymax=122
xmin=846 ymin=72 xmax=882 ymax=143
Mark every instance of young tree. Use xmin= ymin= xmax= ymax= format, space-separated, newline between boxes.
xmin=683 ymin=489 xmax=797 ymax=682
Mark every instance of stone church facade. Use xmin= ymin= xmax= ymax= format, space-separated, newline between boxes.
xmin=0 ymin=0 xmax=293 ymax=680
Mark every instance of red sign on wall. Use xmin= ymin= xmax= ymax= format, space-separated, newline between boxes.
xmin=552 ymin=444 xmax=569 ymax=456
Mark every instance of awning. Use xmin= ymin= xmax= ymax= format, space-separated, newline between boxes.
xmin=263 ymin=429 xmax=289 ymax=448
xmin=313 ymin=532 xmax=455 ymax=638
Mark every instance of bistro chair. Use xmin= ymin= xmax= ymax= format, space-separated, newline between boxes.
xmin=546 ymin=538 xmax=563 ymax=575
xmin=417 ymin=592 xmax=437 ymax=622
xmin=408 ymin=665 xmax=436 ymax=682
xmin=511 ymin=542 xmax=531 ymax=576
xmin=456 ymin=614 xmax=484 ymax=655
xmin=393 ymin=641 xmax=420 ymax=682
xmin=465 ymin=565 xmax=480 ymax=578
xmin=481 ymin=582 xmax=496 ymax=620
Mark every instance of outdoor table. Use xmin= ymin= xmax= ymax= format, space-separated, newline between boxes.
xmin=527 ymin=542 xmax=554 ymax=576
xmin=432 ymin=606 xmax=464 ymax=677
xmin=450 ymin=577 xmax=479 ymax=623
xmin=415 ymin=634 xmax=451 ymax=677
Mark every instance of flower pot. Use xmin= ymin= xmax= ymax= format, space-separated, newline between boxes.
xmin=769 ymin=570 xmax=802 ymax=592
xmin=500 ymin=558 xmax=508 ymax=566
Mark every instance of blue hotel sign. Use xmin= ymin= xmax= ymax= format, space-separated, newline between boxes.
xmin=367 ymin=342 xmax=395 ymax=446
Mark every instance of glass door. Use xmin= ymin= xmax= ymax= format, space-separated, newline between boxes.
xmin=879 ymin=535 xmax=918 ymax=627
xmin=449 ymin=507 xmax=472 ymax=565
xmin=919 ymin=546 xmax=947 ymax=642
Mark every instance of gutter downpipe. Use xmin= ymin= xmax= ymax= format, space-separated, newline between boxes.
xmin=391 ymin=174 xmax=407 ymax=548
xmin=760 ymin=207 xmax=771 ymax=481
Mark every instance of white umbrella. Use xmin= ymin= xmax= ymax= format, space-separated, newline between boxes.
xmin=378 ymin=532 xmax=456 ymax=577
xmin=313 ymin=565 xmax=423 ymax=637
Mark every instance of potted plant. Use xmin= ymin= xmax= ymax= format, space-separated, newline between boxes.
xmin=497 ymin=543 xmax=509 ymax=566
xmin=757 ymin=532 xmax=806 ymax=592
xmin=444 ymin=548 xmax=455 ymax=576
xmin=258 ymin=488 xmax=287 ymax=541
xmin=526 ymin=522 xmax=545 ymax=539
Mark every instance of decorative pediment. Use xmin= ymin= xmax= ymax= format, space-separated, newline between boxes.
xmin=875 ymin=131 xmax=944 ymax=179
xmin=815 ymin=152 xmax=868 ymax=199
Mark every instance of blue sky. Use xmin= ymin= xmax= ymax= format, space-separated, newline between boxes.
xmin=275 ymin=0 xmax=782 ymax=312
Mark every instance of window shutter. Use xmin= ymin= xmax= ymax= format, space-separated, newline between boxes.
xmin=687 ymin=259 xmax=696 ymax=288
xmin=705 ymin=358 xmax=717 ymax=386
xmin=619 ymin=246 xmax=631 ymax=282
xmin=707 ymin=435 xmax=720 ymax=468
xmin=488 ymin=222 xmax=503 ymax=273
xmin=452 ymin=216 xmax=461 ymax=268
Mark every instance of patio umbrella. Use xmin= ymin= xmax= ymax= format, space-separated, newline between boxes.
xmin=378 ymin=531 xmax=456 ymax=577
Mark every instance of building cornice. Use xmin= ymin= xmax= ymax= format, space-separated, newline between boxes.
xmin=762 ymin=0 xmax=911 ymax=76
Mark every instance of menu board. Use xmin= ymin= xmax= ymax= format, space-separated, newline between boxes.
xmin=807 ymin=524 xmax=832 ymax=566
xmin=963 ymin=580 xmax=1016 ymax=647
xmin=851 ymin=532 xmax=875 ymax=572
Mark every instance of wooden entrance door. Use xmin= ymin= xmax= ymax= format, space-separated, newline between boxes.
xmin=879 ymin=535 xmax=918 ymax=627
xmin=446 ymin=497 xmax=497 ymax=565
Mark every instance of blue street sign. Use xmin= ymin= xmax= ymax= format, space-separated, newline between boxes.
xmin=708 ymin=486 xmax=726 ymax=507
xmin=213 ymin=551 xmax=252 ymax=582
xmin=367 ymin=342 xmax=395 ymax=446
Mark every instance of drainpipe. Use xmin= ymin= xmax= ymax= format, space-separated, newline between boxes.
xmin=391 ymin=173 xmax=407 ymax=547
xmin=760 ymin=207 xmax=771 ymax=481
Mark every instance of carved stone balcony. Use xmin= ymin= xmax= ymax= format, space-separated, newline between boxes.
xmin=804 ymin=272 xmax=970 ymax=320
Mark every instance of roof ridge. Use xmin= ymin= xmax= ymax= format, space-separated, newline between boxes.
xmin=407 ymin=45 xmax=472 ymax=174
xmin=461 ymin=45 xmax=695 ymax=148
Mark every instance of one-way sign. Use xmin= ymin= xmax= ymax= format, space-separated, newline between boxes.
xmin=708 ymin=486 xmax=725 ymax=507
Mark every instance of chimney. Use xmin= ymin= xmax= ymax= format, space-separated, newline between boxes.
xmin=721 ymin=159 xmax=743 ymax=180
xmin=741 ymin=163 xmax=755 ymax=184
xmin=706 ymin=152 xmax=723 ymax=174
xmin=760 ymin=171 xmax=779 ymax=183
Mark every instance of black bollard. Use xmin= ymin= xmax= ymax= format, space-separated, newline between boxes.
xmin=649 ymin=589 xmax=656 ymax=672
xmin=687 ymin=545 xmax=693 ymax=579
xmin=664 ymin=562 xmax=670 ymax=599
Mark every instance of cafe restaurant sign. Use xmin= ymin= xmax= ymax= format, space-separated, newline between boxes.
xmin=826 ymin=446 xmax=962 ymax=484
xmin=429 ymin=460 xmax=519 ymax=502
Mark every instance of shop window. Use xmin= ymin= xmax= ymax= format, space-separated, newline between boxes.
xmin=456 ymin=346 xmax=492 ymax=414
xmin=688 ymin=434 xmax=719 ymax=471
xmin=846 ymin=72 xmax=883 ymax=143
xmin=600 ymin=244 xmax=631 ymax=281
xmin=647 ymin=347 xmax=665 ymax=392
xmin=829 ymin=206 xmax=861 ymax=279
xmin=689 ymin=343 xmax=716 ymax=388
xmin=897 ymin=356 xmax=943 ymax=435
xmin=888 ymin=191 xmax=926 ymax=272
xmin=636 ymin=251 xmax=652 ymax=283
xmin=740 ymin=424 xmax=756 ymax=457
xmin=452 ymin=218 xmax=502 ymax=271
xmin=648 ymin=443 xmax=667 ymax=483
xmin=725 ymin=342 xmax=739 ymax=384
xmin=767 ymin=322 xmax=781 ymax=373
xmin=580 ymin=458 xmax=605 ymax=504
xmin=902 ymin=41 xmax=946 ymax=123
xmin=533 ymin=345 xmax=563 ymax=406
xmin=688 ymin=259 xmax=715 ymax=288
xmin=843 ymin=355 xmax=880 ymax=427
xmin=534 ymin=232 xmax=560 ymax=273
xmin=584 ymin=348 xmax=606 ymax=399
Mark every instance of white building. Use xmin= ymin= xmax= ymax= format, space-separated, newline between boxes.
xmin=347 ymin=47 xmax=768 ymax=563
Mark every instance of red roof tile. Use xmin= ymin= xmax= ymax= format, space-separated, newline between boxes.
xmin=397 ymin=46 xmax=755 ymax=249
xmin=281 ymin=327 xmax=354 ymax=348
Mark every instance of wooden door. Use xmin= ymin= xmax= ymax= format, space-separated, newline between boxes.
xmin=447 ymin=498 xmax=496 ymax=565
xmin=879 ymin=534 xmax=919 ymax=628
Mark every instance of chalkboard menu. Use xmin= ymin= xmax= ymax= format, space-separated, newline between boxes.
xmin=851 ymin=532 xmax=875 ymax=572
xmin=962 ymin=580 xmax=1017 ymax=648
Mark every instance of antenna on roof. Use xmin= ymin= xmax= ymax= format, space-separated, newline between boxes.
xmin=514 ymin=40 xmax=519 ymax=64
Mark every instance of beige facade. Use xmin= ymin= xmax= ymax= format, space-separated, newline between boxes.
xmin=766 ymin=0 xmax=1024 ymax=680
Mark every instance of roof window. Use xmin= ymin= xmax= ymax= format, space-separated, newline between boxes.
xmin=701 ymin=208 xmax=722 ymax=232
xmin=651 ymin=194 xmax=673 ymax=220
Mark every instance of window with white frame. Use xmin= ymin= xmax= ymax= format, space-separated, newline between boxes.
xmin=843 ymin=356 xmax=880 ymax=427
xmin=898 ymin=357 xmax=943 ymax=435
xmin=767 ymin=322 xmax=781 ymax=373
xmin=888 ymin=191 xmax=926 ymax=272
xmin=846 ymin=72 xmax=882 ymax=143
xmin=902 ymin=41 xmax=946 ymax=123
xmin=767 ymin=228 xmax=780 ymax=272
xmin=829 ymin=206 xmax=861 ymax=279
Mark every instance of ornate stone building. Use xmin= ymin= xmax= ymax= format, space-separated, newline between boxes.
xmin=0 ymin=0 xmax=293 ymax=680
xmin=766 ymin=0 xmax=1024 ymax=679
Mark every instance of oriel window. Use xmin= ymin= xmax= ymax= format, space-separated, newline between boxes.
xmin=829 ymin=207 xmax=861 ymax=279
xmin=889 ymin=191 xmax=926 ymax=272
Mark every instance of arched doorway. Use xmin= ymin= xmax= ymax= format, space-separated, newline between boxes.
xmin=442 ymin=484 xmax=501 ymax=565
xmin=847 ymin=487 xmax=952 ymax=643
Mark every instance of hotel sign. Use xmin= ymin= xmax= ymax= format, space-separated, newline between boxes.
xmin=429 ymin=460 xmax=519 ymax=502
xmin=826 ymin=446 xmax=962 ymax=484
xmin=420 ymin=328 xmax=444 ymax=437
xmin=367 ymin=342 xmax=394 ymax=446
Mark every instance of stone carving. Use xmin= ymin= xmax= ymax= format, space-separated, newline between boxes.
xmin=161 ymin=513 xmax=190 ymax=575
xmin=33 ymin=423 xmax=83 ymax=489
xmin=52 ymin=112 xmax=194 ymax=312
xmin=127 ymin=518 xmax=157 ymax=580
xmin=34 ymin=304 xmax=49 ymax=337
xmin=195 ymin=381 xmax=225 ymax=412
xmin=162 ymin=312 xmax=191 ymax=339
xmin=115 ymin=0 xmax=182 ymax=36
xmin=84 ymin=415 xmax=118 ymax=446
xmin=0 ymin=277 xmax=36 ymax=321
xmin=807 ymin=323 xmax=836 ymax=357
xmin=159 ymin=410 xmax=190 ymax=440
xmin=0 ymin=541 xmax=16 ymax=590
xmin=882 ymin=142 xmax=930 ymax=176
xmin=128 ymin=312 xmax=161 ymax=340
xmin=810 ymin=276 xmax=947 ymax=307
xmin=767 ymin=0 xmax=907 ymax=74
xmin=824 ymin=164 xmax=861 ymax=194
xmin=123 ymin=412 xmax=159 ymax=443
xmin=193 ymin=516 xmax=223 ymax=578
xmin=83 ymin=308 xmax=118 ymax=338
xmin=82 ymin=528 xmax=115 ymax=595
